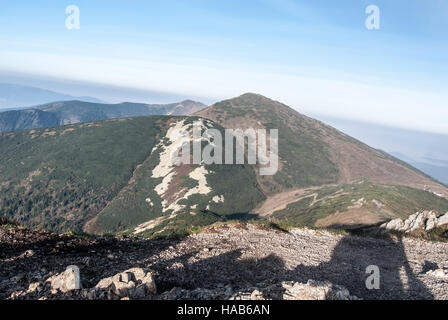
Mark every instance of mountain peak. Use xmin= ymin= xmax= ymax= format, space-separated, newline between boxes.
xmin=180 ymin=99 xmax=202 ymax=105
xmin=195 ymin=93 xmax=448 ymax=199
xmin=228 ymin=92 xmax=279 ymax=105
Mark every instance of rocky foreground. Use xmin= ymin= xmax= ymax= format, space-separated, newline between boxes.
xmin=1 ymin=223 xmax=447 ymax=300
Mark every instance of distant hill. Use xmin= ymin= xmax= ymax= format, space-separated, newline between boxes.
xmin=0 ymin=83 xmax=103 ymax=109
xmin=1 ymin=93 xmax=447 ymax=236
xmin=390 ymin=152 xmax=448 ymax=185
xmin=0 ymin=99 xmax=206 ymax=132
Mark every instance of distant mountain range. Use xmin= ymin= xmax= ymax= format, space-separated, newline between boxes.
xmin=390 ymin=152 xmax=448 ymax=186
xmin=0 ymin=99 xmax=206 ymax=132
xmin=0 ymin=83 xmax=104 ymax=109
xmin=1 ymin=93 xmax=447 ymax=236
xmin=2 ymin=82 xmax=445 ymax=185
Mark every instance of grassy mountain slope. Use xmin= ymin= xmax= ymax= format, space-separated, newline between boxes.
xmin=194 ymin=93 xmax=448 ymax=230
xmin=0 ymin=117 xmax=168 ymax=232
xmin=0 ymin=116 xmax=264 ymax=234
xmin=0 ymin=99 xmax=206 ymax=132
xmin=1 ymin=93 xmax=447 ymax=236
xmin=196 ymin=93 xmax=447 ymax=196
xmin=270 ymin=181 xmax=448 ymax=229
xmin=87 ymin=117 xmax=264 ymax=234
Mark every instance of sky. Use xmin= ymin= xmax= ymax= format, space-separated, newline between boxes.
xmin=0 ymin=0 xmax=447 ymax=134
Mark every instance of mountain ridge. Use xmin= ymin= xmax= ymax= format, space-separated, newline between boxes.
xmin=1 ymin=93 xmax=448 ymax=235
xmin=196 ymin=93 xmax=447 ymax=194
xmin=194 ymin=93 xmax=448 ymax=229
xmin=0 ymin=99 xmax=206 ymax=132
xmin=0 ymin=83 xmax=103 ymax=109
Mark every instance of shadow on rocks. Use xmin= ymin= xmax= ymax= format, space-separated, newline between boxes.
xmin=151 ymin=235 xmax=434 ymax=300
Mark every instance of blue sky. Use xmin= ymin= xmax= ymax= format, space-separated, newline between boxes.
xmin=0 ymin=0 xmax=447 ymax=133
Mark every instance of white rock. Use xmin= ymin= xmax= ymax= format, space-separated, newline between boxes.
xmin=46 ymin=265 xmax=81 ymax=293
xmin=438 ymin=212 xmax=448 ymax=227
xmin=426 ymin=269 xmax=448 ymax=279
xmin=425 ymin=212 xmax=438 ymax=231
xmin=381 ymin=211 xmax=441 ymax=233
xmin=407 ymin=212 xmax=426 ymax=232
xmin=382 ymin=219 xmax=404 ymax=231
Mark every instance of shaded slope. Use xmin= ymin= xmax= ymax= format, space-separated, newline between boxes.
xmin=0 ymin=117 xmax=169 ymax=232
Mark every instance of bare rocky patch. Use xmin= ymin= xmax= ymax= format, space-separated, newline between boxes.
xmin=1 ymin=224 xmax=447 ymax=300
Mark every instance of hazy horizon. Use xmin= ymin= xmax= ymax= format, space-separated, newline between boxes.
xmin=1 ymin=1 xmax=447 ymax=134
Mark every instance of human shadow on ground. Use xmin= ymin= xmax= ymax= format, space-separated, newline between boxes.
xmin=154 ymin=234 xmax=434 ymax=300
xmin=2 ymin=227 xmax=435 ymax=300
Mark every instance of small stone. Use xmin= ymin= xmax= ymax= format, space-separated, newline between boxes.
xmin=250 ymin=289 xmax=264 ymax=300
xmin=426 ymin=269 xmax=448 ymax=279
xmin=27 ymin=282 xmax=41 ymax=293
xmin=24 ymin=249 xmax=35 ymax=257
xmin=438 ymin=212 xmax=448 ymax=226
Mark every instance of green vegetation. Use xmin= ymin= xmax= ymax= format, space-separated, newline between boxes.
xmin=96 ymin=118 xmax=265 ymax=233
xmin=136 ymin=210 xmax=226 ymax=238
xmin=0 ymin=115 xmax=264 ymax=234
xmin=1 ymin=93 xmax=447 ymax=239
xmin=208 ymin=93 xmax=340 ymax=192
xmin=426 ymin=226 xmax=448 ymax=242
xmin=0 ymin=216 xmax=17 ymax=229
xmin=0 ymin=116 xmax=168 ymax=232
xmin=272 ymin=182 xmax=448 ymax=227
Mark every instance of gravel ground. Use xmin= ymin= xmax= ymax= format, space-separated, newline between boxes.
xmin=1 ymin=224 xmax=447 ymax=300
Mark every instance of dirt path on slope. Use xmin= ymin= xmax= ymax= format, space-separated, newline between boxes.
xmin=254 ymin=184 xmax=337 ymax=216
